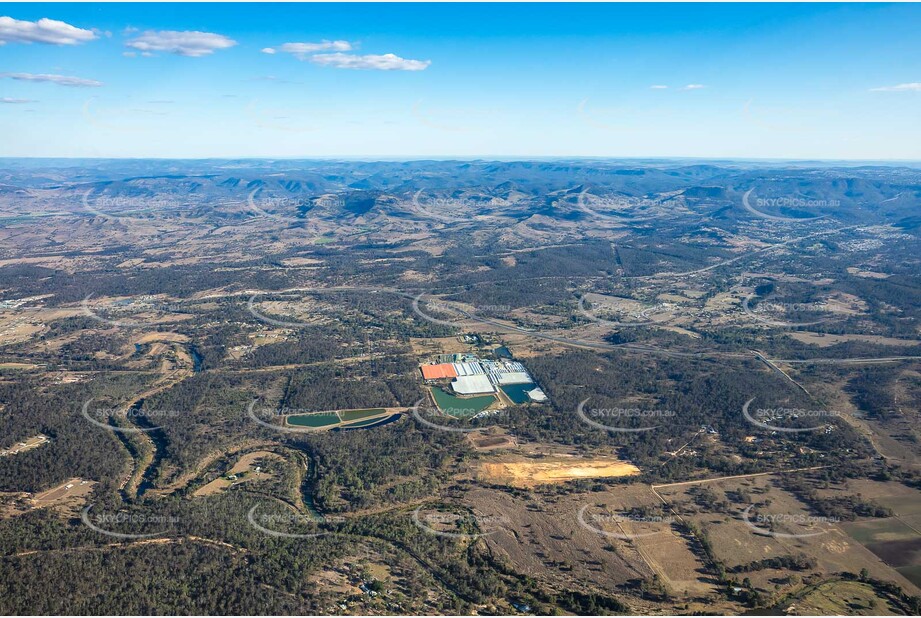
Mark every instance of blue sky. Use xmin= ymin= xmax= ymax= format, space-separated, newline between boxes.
xmin=1 ymin=2 xmax=920 ymax=159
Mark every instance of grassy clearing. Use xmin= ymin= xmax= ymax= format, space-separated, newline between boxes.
xmin=842 ymin=518 xmax=920 ymax=544
xmin=794 ymin=580 xmax=900 ymax=615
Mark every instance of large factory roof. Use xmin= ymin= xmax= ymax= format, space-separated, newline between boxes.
xmin=420 ymin=363 xmax=458 ymax=380
xmin=451 ymin=374 xmax=496 ymax=395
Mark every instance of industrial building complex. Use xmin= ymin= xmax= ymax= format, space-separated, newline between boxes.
xmin=420 ymin=352 xmax=548 ymax=405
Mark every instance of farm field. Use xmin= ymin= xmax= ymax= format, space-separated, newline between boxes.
xmin=791 ymin=579 xmax=903 ymax=615
xmin=655 ymin=474 xmax=921 ymax=598
xmin=814 ymin=478 xmax=921 ymax=589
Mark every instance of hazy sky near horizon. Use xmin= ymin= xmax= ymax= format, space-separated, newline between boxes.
xmin=1 ymin=2 xmax=920 ymax=160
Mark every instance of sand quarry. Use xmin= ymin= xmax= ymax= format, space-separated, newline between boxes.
xmin=478 ymin=456 xmax=640 ymax=488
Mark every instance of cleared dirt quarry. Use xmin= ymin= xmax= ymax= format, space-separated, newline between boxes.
xmin=477 ymin=455 xmax=640 ymax=488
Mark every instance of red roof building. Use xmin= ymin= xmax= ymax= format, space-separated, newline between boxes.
xmin=420 ymin=363 xmax=458 ymax=380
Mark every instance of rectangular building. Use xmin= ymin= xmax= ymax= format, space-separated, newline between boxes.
xmin=451 ymin=374 xmax=496 ymax=395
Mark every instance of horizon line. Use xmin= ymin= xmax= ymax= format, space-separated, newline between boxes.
xmin=2 ymin=155 xmax=921 ymax=165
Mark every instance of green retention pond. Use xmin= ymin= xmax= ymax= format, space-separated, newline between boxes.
xmin=500 ymin=382 xmax=537 ymax=404
xmin=286 ymin=413 xmax=340 ymax=428
xmin=430 ymin=387 xmax=496 ymax=417
xmin=339 ymin=408 xmax=387 ymax=422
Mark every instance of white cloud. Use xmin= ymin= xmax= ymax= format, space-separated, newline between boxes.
xmin=0 ymin=16 xmax=96 ymax=45
xmin=650 ymin=85 xmax=668 ymax=89
xmin=0 ymin=72 xmax=102 ymax=87
xmin=125 ymin=30 xmax=237 ymax=57
xmin=1 ymin=97 xmax=37 ymax=103
xmin=309 ymin=52 xmax=430 ymax=71
xmin=264 ymin=40 xmax=352 ymax=59
xmin=681 ymin=84 xmax=706 ymax=90
xmin=870 ymin=82 xmax=921 ymax=92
